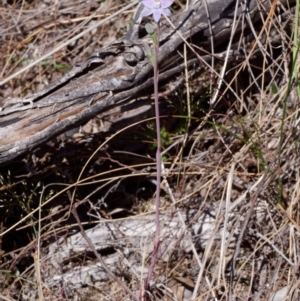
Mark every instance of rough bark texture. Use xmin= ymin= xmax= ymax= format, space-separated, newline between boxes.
xmin=0 ymin=0 xmax=295 ymax=165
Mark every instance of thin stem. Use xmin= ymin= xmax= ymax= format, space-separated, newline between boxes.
xmin=144 ymin=23 xmax=161 ymax=296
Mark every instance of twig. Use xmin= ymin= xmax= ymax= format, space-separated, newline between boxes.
xmin=248 ymin=227 xmax=295 ymax=266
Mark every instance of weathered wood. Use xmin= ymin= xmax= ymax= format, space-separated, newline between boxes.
xmin=47 ymin=209 xmax=222 ymax=289
xmin=46 ymin=203 xmax=294 ymax=291
xmin=0 ymin=0 xmax=295 ymax=165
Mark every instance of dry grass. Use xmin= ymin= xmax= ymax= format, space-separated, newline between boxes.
xmin=0 ymin=0 xmax=300 ymax=300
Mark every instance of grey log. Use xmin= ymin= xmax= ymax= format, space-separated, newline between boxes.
xmin=0 ymin=0 xmax=295 ymax=165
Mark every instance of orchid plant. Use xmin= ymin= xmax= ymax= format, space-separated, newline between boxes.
xmin=139 ymin=0 xmax=174 ymax=298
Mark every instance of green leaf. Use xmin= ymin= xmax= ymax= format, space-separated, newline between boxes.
xmin=145 ymin=23 xmax=154 ymax=34
xmin=143 ymin=42 xmax=155 ymax=66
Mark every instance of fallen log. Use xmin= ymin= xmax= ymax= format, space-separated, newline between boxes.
xmin=47 ymin=208 xmax=228 ymax=290
xmin=0 ymin=0 xmax=295 ymax=165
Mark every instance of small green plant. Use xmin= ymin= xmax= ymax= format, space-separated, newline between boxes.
xmin=39 ymin=61 xmax=69 ymax=71
xmin=147 ymin=124 xmax=172 ymax=149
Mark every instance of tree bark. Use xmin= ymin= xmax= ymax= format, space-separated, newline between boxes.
xmin=0 ymin=0 xmax=295 ymax=165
